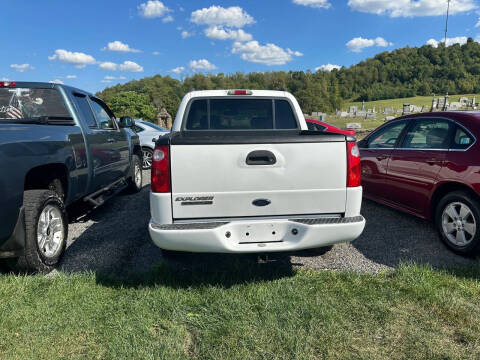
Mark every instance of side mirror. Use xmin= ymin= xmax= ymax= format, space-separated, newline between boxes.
xmin=119 ymin=116 xmax=135 ymax=129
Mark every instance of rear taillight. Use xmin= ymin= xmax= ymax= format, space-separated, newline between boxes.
xmin=0 ymin=81 xmax=16 ymax=87
xmin=347 ymin=141 xmax=361 ymax=187
xmin=151 ymin=145 xmax=171 ymax=193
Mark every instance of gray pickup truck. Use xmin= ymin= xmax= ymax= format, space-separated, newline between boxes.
xmin=0 ymin=81 xmax=143 ymax=272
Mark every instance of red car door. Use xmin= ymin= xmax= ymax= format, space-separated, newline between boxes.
xmin=359 ymin=119 xmax=409 ymax=200
xmin=385 ymin=118 xmax=452 ymax=216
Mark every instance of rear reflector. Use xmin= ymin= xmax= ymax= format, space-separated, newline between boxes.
xmin=151 ymin=145 xmax=171 ymax=193
xmin=228 ymin=89 xmax=252 ymax=95
xmin=347 ymin=141 xmax=361 ymax=187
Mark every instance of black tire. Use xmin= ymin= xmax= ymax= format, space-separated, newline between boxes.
xmin=48 ymin=178 xmax=64 ymax=200
xmin=126 ymin=155 xmax=143 ymax=193
xmin=8 ymin=190 xmax=68 ymax=273
xmin=435 ymin=190 xmax=480 ymax=257
xmin=142 ymin=147 xmax=153 ymax=170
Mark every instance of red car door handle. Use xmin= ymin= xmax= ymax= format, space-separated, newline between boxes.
xmin=376 ymin=155 xmax=388 ymax=161
xmin=426 ymin=159 xmax=440 ymax=165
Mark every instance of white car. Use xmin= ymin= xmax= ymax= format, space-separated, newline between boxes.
xmin=149 ymin=90 xmax=365 ymax=254
xmin=133 ymin=120 xmax=169 ymax=169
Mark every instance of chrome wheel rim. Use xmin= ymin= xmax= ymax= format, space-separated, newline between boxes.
xmin=142 ymin=150 xmax=152 ymax=169
xmin=442 ymin=202 xmax=476 ymax=246
xmin=135 ymin=162 xmax=142 ymax=188
xmin=37 ymin=205 xmax=64 ymax=258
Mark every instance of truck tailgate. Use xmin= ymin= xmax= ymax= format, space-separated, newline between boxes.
xmin=171 ymin=141 xmax=346 ymax=220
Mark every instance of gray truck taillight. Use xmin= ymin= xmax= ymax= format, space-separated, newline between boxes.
xmin=151 ymin=145 xmax=171 ymax=193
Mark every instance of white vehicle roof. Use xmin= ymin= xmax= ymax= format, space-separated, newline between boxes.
xmin=187 ymin=89 xmax=292 ymax=99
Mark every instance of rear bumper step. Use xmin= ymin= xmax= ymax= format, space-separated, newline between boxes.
xmin=149 ymin=216 xmax=365 ymax=253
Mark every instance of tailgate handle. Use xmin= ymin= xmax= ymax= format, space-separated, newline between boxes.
xmin=246 ymin=150 xmax=276 ymax=165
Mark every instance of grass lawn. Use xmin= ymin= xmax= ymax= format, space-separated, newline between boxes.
xmin=345 ymin=94 xmax=480 ymax=113
xmin=1 ymin=263 xmax=480 ymax=359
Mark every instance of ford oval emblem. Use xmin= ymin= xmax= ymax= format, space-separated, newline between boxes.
xmin=252 ymin=199 xmax=271 ymax=207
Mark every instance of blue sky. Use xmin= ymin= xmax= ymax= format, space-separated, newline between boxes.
xmin=1 ymin=0 xmax=479 ymax=92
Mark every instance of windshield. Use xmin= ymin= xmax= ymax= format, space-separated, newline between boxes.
xmin=0 ymin=88 xmax=70 ymax=120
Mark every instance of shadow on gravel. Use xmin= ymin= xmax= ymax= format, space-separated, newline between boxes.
xmin=353 ymin=199 xmax=479 ymax=270
xmin=95 ymin=254 xmax=295 ymax=289
xmin=58 ymin=182 xmax=164 ymax=276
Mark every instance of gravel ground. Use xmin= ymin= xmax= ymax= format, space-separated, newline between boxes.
xmin=0 ymin=170 xmax=473 ymax=277
xmin=42 ymin=170 xmax=477 ymax=277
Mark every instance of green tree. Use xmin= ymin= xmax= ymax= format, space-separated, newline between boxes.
xmin=106 ymin=91 xmax=157 ymax=122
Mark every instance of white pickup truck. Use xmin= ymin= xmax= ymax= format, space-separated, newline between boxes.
xmin=148 ymin=90 xmax=365 ymax=254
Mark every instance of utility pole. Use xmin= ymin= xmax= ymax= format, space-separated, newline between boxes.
xmin=444 ymin=0 xmax=451 ymax=45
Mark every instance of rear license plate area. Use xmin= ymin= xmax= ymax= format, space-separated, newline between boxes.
xmin=238 ymin=223 xmax=283 ymax=244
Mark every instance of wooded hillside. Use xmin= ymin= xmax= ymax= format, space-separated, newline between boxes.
xmin=97 ymin=38 xmax=480 ymax=121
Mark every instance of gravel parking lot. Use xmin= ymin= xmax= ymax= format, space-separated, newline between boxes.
xmin=37 ymin=170 xmax=475 ymax=277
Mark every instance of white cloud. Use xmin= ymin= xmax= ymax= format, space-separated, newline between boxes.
xmin=138 ymin=0 xmax=172 ymax=18
xmin=49 ymin=79 xmax=64 ymax=84
xmin=105 ymin=75 xmax=127 ymax=80
xmin=189 ymin=59 xmax=217 ymax=71
xmin=103 ymin=40 xmax=141 ymax=53
xmin=181 ymin=30 xmax=193 ymax=38
xmin=171 ymin=66 xmax=185 ymax=74
xmin=0 ymin=77 xmax=9 ymax=81
xmin=153 ymin=51 xmax=161 ymax=55
xmin=191 ymin=6 xmax=255 ymax=28
xmin=427 ymin=36 xmax=468 ymax=48
xmin=66 ymin=75 xmax=77 ymax=79
xmin=348 ymin=0 xmax=476 ymax=17
xmin=293 ymin=0 xmax=331 ymax=9
xmin=119 ymin=61 xmax=144 ymax=72
xmin=476 ymin=18 xmax=480 ymax=27
xmin=48 ymin=49 xmax=96 ymax=69
xmin=10 ymin=63 xmax=34 ymax=72
xmin=287 ymin=48 xmax=304 ymax=57
xmin=99 ymin=61 xmax=118 ymax=71
xmin=232 ymin=41 xmax=302 ymax=65
xmin=316 ymin=64 xmax=341 ymax=72
xmin=346 ymin=37 xmax=393 ymax=52
xmin=162 ymin=15 xmax=174 ymax=23
xmin=99 ymin=60 xmax=143 ymax=73
xmin=204 ymin=26 xmax=252 ymax=42
xmin=102 ymin=75 xmax=127 ymax=83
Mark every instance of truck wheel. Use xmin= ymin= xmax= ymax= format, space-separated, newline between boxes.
xmin=126 ymin=155 xmax=143 ymax=193
xmin=142 ymin=148 xmax=153 ymax=170
xmin=435 ymin=191 xmax=480 ymax=257
xmin=8 ymin=190 xmax=68 ymax=273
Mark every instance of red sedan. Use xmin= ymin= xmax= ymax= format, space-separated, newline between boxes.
xmin=306 ymin=118 xmax=356 ymax=136
xmin=358 ymin=112 xmax=480 ymax=256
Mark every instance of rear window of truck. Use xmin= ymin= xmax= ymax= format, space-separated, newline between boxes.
xmin=185 ymin=98 xmax=298 ymax=130
xmin=0 ymin=88 xmax=70 ymax=120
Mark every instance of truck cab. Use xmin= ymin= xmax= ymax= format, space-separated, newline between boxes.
xmin=0 ymin=81 xmax=143 ymax=272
